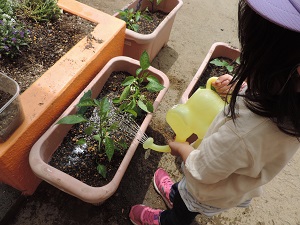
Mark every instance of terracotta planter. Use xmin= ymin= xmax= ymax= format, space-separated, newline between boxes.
xmin=29 ymin=56 xmax=170 ymax=204
xmin=180 ymin=42 xmax=240 ymax=103
xmin=0 ymin=73 xmax=24 ymax=142
xmin=0 ymin=0 xmax=126 ymax=195
xmin=114 ymin=0 xmax=183 ymax=62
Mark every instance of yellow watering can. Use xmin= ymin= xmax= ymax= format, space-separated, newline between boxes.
xmin=143 ymin=77 xmax=226 ymax=152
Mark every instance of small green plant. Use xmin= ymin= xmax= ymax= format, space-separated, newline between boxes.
xmin=148 ymin=0 xmax=164 ymax=12
xmin=136 ymin=0 xmax=164 ymax=12
xmin=118 ymin=8 xmax=151 ymax=32
xmin=0 ymin=0 xmax=14 ymax=17
xmin=210 ymin=57 xmax=240 ymax=73
xmin=56 ymin=91 xmax=128 ymax=178
xmin=0 ymin=15 xmax=31 ymax=58
xmin=113 ymin=51 xmax=165 ymax=118
xmin=0 ymin=0 xmax=31 ymax=58
xmin=15 ymin=0 xmax=62 ymax=22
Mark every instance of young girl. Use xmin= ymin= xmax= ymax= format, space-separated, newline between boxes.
xmin=129 ymin=0 xmax=300 ymax=224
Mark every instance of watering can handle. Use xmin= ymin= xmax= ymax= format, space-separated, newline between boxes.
xmin=206 ymin=77 xmax=218 ymax=90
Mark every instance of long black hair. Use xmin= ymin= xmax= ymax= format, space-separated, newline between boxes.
xmin=227 ymin=0 xmax=300 ymax=137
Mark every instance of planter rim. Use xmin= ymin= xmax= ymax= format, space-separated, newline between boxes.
xmin=180 ymin=42 xmax=240 ymax=103
xmin=0 ymin=72 xmax=20 ymax=114
xmin=29 ymin=56 xmax=169 ymax=204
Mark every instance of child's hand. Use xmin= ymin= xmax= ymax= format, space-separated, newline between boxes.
xmin=212 ymin=74 xmax=247 ymax=97
xmin=212 ymin=74 xmax=233 ymax=96
xmin=168 ymin=141 xmax=194 ymax=162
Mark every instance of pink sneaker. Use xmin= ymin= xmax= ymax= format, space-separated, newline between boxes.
xmin=153 ymin=168 xmax=174 ymax=208
xmin=129 ymin=205 xmax=162 ymax=225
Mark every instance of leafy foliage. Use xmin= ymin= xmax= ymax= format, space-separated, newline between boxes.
xmin=57 ymin=91 xmax=128 ymax=178
xmin=118 ymin=7 xmax=151 ymax=32
xmin=210 ymin=57 xmax=240 ymax=74
xmin=136 ymin=0 xmax=164 ymax=13
xmin=0 ymin=0 xmax=29 ymax=58
xmin=0 ymin=0 xmax=62 ymax=58
xmin=15 ymin=0 xmax=62 ymax=22
xmin=113 ymin=51 xmax=165 ymax=118
xmin=148 ymin=0 xmax=164 ymax=12
xmin=0 ymin=11 xmax=30 ymax=58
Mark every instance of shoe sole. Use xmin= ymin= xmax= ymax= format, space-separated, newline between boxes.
xmin=130 ymin=219 xmax=139 ymax=225
xmin=153 ymin=173 xmax=173 ymax=209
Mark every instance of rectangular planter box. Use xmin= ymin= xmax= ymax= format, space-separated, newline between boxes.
xmin=29 ymin=56 xmax=170 ymax=204
xmin=0 ymin=0 xmax=126 ymax=195
xmin=0 ymin=73 xmax=24 ymax=142
xmin=114 ymin=0 xmax=183 ymax=62
xmin=180 ymin=42 xmax=240 ymax=103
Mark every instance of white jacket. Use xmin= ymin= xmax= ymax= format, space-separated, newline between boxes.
xmin=179 ymin=96 xmax=300 ymax=209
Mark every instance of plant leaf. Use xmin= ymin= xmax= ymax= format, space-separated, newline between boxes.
xmin=146 ymin=76 xmax=165 ymax=92
xmin=226 ymin=65 xmax=234 ymax=73
xmin=139 ymin=51 xmax=150 ymax=71
xmin=76 ymin=138 xmax=86 ymax=145
xmin=137 ymin=99 xmax=151 ymax=113
xmin=119 ymin=85 xmax=131 ymax=102
xmin=93 ymin=134 xmax=101 ymax=141
xmin=105 ymin=137 xmax=115 ymax=161
xmin=77 ymin=99 xmax=96 ymax=107
xmin=122 ymin=76 xmax=136 ymax=86
xmin=210 ymin=58 xmax=228 ymax=67
xmin=136 ymin=67 xmax=143 ymax=76
xmin=84 ymin=126 xmax=94 ymax=135
xmin=125 ymin=109 xmax=137 ymax=118
xmin=146 ymin=101 xmax=154 ymax=113
xmin=97 ymin=164 xmax=107 ymax=178
xmin=98 ymin=97 xmax=110 ymax=115
xmin=56 ymin=114 xmax=87 ymax=124
xmin=77 ymin=90 xmax=92 ymax=114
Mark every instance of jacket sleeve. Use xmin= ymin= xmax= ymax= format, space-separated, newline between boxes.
xmin=184 ymin=122 xmax=253 ymax=184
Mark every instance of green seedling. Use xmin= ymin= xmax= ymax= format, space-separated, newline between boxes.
xmin=118 ymin=7 xmax=151 ymax=32
xmin=113 ymin=50 xmax=165 ymax=118
xmin=136 ymin=0 xmax=164 ymax=12
xmin=210 ymin=57 xmax=240 ymax=74
xmin=57 ymin=91 xmax=128 ymax=178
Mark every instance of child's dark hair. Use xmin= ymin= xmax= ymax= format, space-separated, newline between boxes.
xmin=228 ymin=0 xmax=300 ymax=137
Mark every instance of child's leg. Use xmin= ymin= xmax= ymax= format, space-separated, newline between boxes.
xmin=159 ymin=183 xmax=198 ymax=225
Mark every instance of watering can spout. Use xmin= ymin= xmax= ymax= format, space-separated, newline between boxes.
xmin=143 ymin=137 xmax=171 ymax=152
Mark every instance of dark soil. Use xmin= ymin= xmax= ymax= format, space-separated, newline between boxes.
xmin=137 ymin=10 xmax=167 ymax=34
xmin=0 ymin=90 xmax=11 ymax=109
xmin=190 ymin=57 xmax=240 ymax=95
xmin=0 ymin=89 xmax=24 ymax=142
xmin=49 ymin=71 xmax=165 ymax=187
xmin=0 ymin=12 xmax=97 ymax=93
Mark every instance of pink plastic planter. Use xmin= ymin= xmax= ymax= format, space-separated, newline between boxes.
xmin=114 ymin=0 xmax=183 ymax=62
xmin=180 ymin=42 xmax=240 ymax=103
xmin=29 ymin=56 xmax=169 ymax=204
